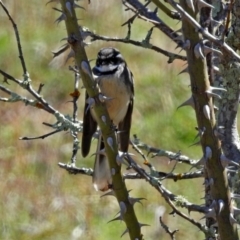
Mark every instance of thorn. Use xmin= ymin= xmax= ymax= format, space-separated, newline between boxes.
xmin=178 ymin=66 xmax=189 ymax=75
xmin=209 ymin=200 xmax=216 ymax=208
xmin=116 ymin=151 xmax=127 ymax=165
xmin=227 ymin=167 xmax=238 ymax=173
xmin=143 ymin=27 xmax=154 ymax=44
xmin=173 ymin=35 xmax=184 ymax=42
xmin=153 ymin=7 xmax=158 ymax=14
xmin=177 ymin=96 xmax=195 ymax=109
xmin=211 ymin=19 xmax=222 ymax=30
xmin=121 ymin=228 xmax=129 ymax=237
xmin=191 ymin=156 xmax=206 ymax=169
xmin=212 ymin=65 xmax=220 ymax=72
xmin=214 ymin=125 xmax=224 ymax=139
xmin=108 ymin=215 xmax=123 ymax=223
xmin=51 ymin=43 xmax=70 ymax=58
xmin=203 ymin=46 xmax=222 ymax=56
xmin=98 ymin=93 xmax=114 ymax=103
xmin=111 ymin=168 xmax=116 ymax=176
xmin=197 ymin=0 xmax=214 ymax=11
xmin=46 ymin=0 xmax=59 ymax=4
xmin=205 ymin=89 xmax=222 ymax=99
xmin=90 ymin=148 xmax=106 ymax=158
xmin=218 ymin=199 xmax=224 ymax=214
xmin=107 ymin=137 xmax=114 ymax=151
xmin=194 ymin=43 xmax=205 ymax=59
xmin=233 ymin=207 xmax=240 ymax=217
xmin=203 ymin=104 xmax=211 ymax=120
xmin=100 ymin=190 xmax=115 ymax=198
xmin=74 ymin=3 xmax=86 ymax=10
xmin=66 ymin=1 xmax=73 ymax=16
xmin=186 ymin=0 xmax=195 ymax=12
xmin=54 ymin=13 xmax=66 ymax=24
xmin=203 ymin=178 xmax=214 ymax=187
xmin=175 ymin=43 xmax=182 ymax=50
xmin=101 ymin=115 xmax=107 ymax=124
xmin=119 ymin=201 xmax=127 ymax=216
xmin=85 ymin=97 xmax=95 ymax=113
xmin=81 ymin=61 xmax=92 ymax=77
xmin=182 ymin=39 xmax=191 ymax=49
xmin=194 ymin=127 xmax=206 ymax=140
xmin=205 ymin=146 xmax=212 ymax=159
xmin=231 ymin=193 xmax=240 ymax=200
xmin=52 ymin=7 xmax=63 ymax=13
xmin=139 ymin=222 xmax=150 ymax=228
xmin=220 ymin=154 xmax=239 ymax=168
xmin=128 ymin=197 xmax=146 ymax=205
xmin=209 ymin=178 xmax=214 ymax=186
xmin=229 ymin=213 xmax=238 ymax=224
xmin=173 ymin=28 xmax=182 ymax=34
xmin=189 ymin=140 xmax=201 ymax=147
xmin=210 ymin=86 xmax=227 ymax=92
xmin=204 ymin=208 xmax=216 ymax=219
xmin=65 ymin=49 xmax=75 ymax=63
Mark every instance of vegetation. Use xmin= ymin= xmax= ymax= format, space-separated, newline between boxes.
xmin=1 ymin=0 xmax=239 ymax=239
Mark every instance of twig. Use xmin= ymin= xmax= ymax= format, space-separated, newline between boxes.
xmin=132 ymin=135 xmax=196 ymax=165
xmin=19 ymin=129 xmax=62 ymax=140
xmin=124 ymin=154 xmax=209 ymax=233
xmin=90 ymin=32 xmax=186 ymax=63
xmin=124 ymin=0 xmax=183 ymax=47
xmin=0 ymin=1 xmax=27 ymax=75
xmin=149 ymin=0 xmax=181 ymax=20
xmin=122 ymin=0 xmax=151 ymax=26
xmin=58 ymin=162 xmax=93 ymax=175
xmin=69 ymin=66 xmax=80 ymax=165
xmin=123 ymin=170 xmax=203 ymax=180
xmin=37 ymin=83 xmax=44 ymax=94
xmin=159 ymin=216 xmax=179 ymax=240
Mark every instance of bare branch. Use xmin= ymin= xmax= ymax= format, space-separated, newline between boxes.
xmin=132 ymin=135 xmax=196 ymax=165
xmin=160 ymin=216 xmax=179 ymax=240
xmin=90 ymin=31 xmax=186 ymax=63
xmin=58 ymin=162 xmax=93 ymax=176
xmin=0 ymin=1 xmax=27 ymax=75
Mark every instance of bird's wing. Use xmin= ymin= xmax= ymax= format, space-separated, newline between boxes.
xmin=118 ymin=69 xmax=134 ymax=153
xmin=81 ymin=92 xmax=98 ymax=157
xmin=118 ymin=97 xmax=134 ymax=153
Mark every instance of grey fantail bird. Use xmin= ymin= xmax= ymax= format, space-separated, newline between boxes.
xmin=81 ymin=47 xmax=134 ymax=191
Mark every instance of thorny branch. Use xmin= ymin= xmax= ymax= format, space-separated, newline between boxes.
xmin=0 ymin=2 xmax=83 ymax=139
xmin=165 ymin=0 xmax=240 ymax=61
xmin=132 ymin=135 xmax=197 ymax=165
xmin=0 ymin=1 xmax=27 ymax=75
xmin=69 ymin=66 xmax=81 ymax=165
xmin=160 ymin=217 xmax=179 ymax=240
xmin=124 ymin=154 xmax=209 ymax=234
xmin=2 ymin=0 xmax=240 ymax=239
xmin=90 ymin=31 xmax=186 ymax=63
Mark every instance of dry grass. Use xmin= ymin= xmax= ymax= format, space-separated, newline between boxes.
xmin=0 ymin=0 xmax=205 ymax=239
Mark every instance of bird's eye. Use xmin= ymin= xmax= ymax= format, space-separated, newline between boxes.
xmin=108 ymin=58 xmax=118 ymax=65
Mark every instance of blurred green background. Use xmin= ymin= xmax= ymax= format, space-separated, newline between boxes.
xmin=0 ymin=0 xmax=205 ymax=239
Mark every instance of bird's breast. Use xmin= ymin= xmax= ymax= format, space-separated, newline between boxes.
xmin=92 ymin=76 xmax=131 ymax=125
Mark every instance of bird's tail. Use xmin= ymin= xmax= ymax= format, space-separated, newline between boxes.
xmin=93 ymin=133 xmax=112 ymax=191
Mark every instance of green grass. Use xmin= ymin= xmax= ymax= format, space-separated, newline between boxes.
xmin=0 ymin=0 xmax=205 ymax=239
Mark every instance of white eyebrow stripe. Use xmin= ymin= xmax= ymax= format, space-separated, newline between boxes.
xmin=116 ymin=53 xmax=122 ymax=58
xmin=95 ymin=65 xmax=118 ymax=72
